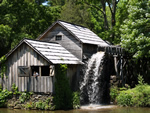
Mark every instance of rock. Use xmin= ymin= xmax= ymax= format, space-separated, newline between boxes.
xmin=14 ymin=104 xmax=22 ymax=109
xmin=14 ymin=101 xmax=20 ymax=106
xmin=8 ymin=104 xmax=15 ymax=109
xmin=111 ymin=76 xmax=117 ymax=81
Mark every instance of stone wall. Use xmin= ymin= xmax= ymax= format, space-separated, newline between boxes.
xmin=7 ymin=93 xmax=55 ymax=110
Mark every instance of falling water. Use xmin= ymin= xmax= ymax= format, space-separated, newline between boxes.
xmin=80 ymin=52 xmax=105 ymax=104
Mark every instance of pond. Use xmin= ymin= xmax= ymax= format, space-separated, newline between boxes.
xmin=0 ymin=106 xmax=150 ymax=113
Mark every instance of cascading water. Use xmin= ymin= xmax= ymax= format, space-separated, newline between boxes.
xmin=80 ymin=52 xmax=105 ymax=105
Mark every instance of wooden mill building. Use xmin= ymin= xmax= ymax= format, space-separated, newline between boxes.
xmin=0 ymin=20 xmax=109 ymax=93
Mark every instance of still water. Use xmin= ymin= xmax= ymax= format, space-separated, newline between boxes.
xmin=0 ymin=106 xmax=150 ymax=113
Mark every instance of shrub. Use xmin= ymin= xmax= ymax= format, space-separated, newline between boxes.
xmin=116 ymin=91 xmax=133 ymax=106
xmin=25 ymin=102 xmax=34 ymax=109
xmin=35 ymin=99 xmax=55 ymax=110
xmin=19 ymin=91 xmax=31 ymax=103
xmin=11 ymin=83 xmax=20 ymax=95
xmin=117 ymin=75 xmax=150 ymax=107
xmin=72 ymin=92 xmax=80 ymax=109
xmin=110 ymin=86 xmax=119 ymax=102
xmin=0 ymin=89 xmax=12 ymax=107
xmin=54 ymin=64 xmax=73 ymax=110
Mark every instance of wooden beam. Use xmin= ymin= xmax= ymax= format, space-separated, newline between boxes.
xmin=39 ymin=66 xmax=41 ymax=76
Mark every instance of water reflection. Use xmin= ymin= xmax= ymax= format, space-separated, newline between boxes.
xmin=0 ymin=107 xmax=150 ymax=113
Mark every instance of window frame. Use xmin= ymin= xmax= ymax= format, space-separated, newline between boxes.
xmin=18 ymin=66 xmax=29 ymax=77
xmin=55 ymin=35 xmax=62 ymax=41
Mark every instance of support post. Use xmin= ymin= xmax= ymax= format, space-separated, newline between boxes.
xmin=39 ymin=66 xmax=41 ymax=76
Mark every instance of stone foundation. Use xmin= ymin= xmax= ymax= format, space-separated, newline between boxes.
xmin=7 ymin=93 xmax=54 ymax=110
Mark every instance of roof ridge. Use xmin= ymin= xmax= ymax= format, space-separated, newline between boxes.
xmin=57 ymin=20 xmax=87 ymax=28
xmin=25 ymin=38 xmax=59 ymax=44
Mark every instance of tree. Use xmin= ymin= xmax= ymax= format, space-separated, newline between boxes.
xmin=114 ymin=0 xmax=129 ymax=44
xmin=48 ymin=0 xmax=66 ymax=6
xmin=120 ymin=0 xmax=150 ymax=84
xmin=0 ymin=0 xmax=60 ymax=57
xmin=120 ymin=0 xmax=150 ymax=59
xmin=76 ymin=0 xmax=120 ymax=42
xmin=0 ymin=25 xmax=12 ymax=57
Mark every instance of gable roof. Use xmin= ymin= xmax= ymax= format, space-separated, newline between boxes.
xmin=6 ymin=39 xmax=83 ymax=65
xmin=37 ymin=20 xmax=109 ymax=46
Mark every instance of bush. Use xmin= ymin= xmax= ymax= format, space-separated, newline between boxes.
xmin=19 ymin=92 xmax=32 ymax=103
xmin=35 ymin=98 xmax=55 ymax=110
xmin=116 ymin=75 xmax=150 ymax=107
xmin=110 ymin=86 xmax=119 ymax=102
xmin=11 ymin=83 xmax=20 ymax=95
xmin=116 ymin=91 xmax=133 ymax=106
xmin=0 ymin=89 xmax=12 ymax=107
xmin=72 ymin=92 xmax=80 ymax=109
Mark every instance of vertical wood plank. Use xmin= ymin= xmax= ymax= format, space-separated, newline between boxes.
xmin=47 ymin=77 xmax=50 ymax=92
xmin=38 ymin=77 xmax=41 ymax=92
xmin=41 ymin=77 xmax=43 ymax=92
xmin=30 ymin=77 xmax=33 ymax=92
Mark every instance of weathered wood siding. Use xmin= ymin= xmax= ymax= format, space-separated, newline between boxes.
xmin=83 ymin=44 xmax=98 ymax=58
xmin=40 ymin=24 xmax=82 ymax=60
xmin=67 ymin=64 xmax=80 ymax=91
xmin=1 ymin=43 xmax=53 ymax=93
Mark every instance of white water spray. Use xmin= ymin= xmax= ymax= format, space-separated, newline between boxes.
xmin=80 ymin=52 xmax=105 ymax=104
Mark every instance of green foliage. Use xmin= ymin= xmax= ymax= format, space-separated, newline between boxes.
xmin=110 ymin=86 xmax=119 ymax=102
xmin=0 ymin=89 xmax=12 ymax=107
xmin=72 ymin=92 xmax=80 ymax=109
xmin=11 ymin=83 xmax=20 ymax=95
xmin=117 ymin=75 xmax=150 ymax=107
xmin=19 ymin=91 xmax=31 ymax=103
xmin=0 ymin=25 xmax=12 ymax=57
xmin=114 ymin=0 xmax=129 ymax=44
xmin=35 ymin=100 xmax=45 ymax=110
xmin=0 ymin=85 xmax=2 ymax=92
xmin=25 ymin=102 xmax=34 ymax=109
xmin=120 ymin=0 xmax=150 ymax=59
xmin=0 ymin=56 xmax=6 ymax=78
xmin=49 ymin=0 xmax=66 ymax=6
xmin=138 ymin=74 xmax=145 ymax=85
xmin=54 ymin=64 xmax=73 ymax=110
xmin=35 ymin=98 xmax=55 ymax=110
xmin=117 ymin=91 xmax=133 ymax=106
xmin=0 ymin=0 xmax=60 ymax=57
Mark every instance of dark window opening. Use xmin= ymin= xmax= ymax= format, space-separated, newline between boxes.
xmin=18 ymin=66 xmax=29 ymax=77
xmin=55 ymin=35 xmax=62 ymax=41
xmin=31 ymin=66 xmax=53 ymax=76
xmin=41 ymin=66 xmax=50 ymax=76
xmin=31 ymin=66 xmax=39 ymax=76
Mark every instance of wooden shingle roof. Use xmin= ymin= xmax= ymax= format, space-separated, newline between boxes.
xmin=6 ymin=39 xmax=83 ymax=65
xmin=38 ymin=20 xmax=109 ymax=46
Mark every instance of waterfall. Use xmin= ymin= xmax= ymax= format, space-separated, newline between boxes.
xmin=80 ymin=52 xmax=105 ymax=104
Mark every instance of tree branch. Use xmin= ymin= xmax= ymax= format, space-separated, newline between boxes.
xmin=84 ymin=2 xmax=104 ymax=15
xmin=106 ymin=0 xmax=113 ymax=15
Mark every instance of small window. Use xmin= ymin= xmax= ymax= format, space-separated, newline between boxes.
xmin=18 ymin=66 xmax=29 ymax=77
xmin=55 ymin=35 xmax=62 ymax=41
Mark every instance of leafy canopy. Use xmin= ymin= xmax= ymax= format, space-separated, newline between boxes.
xmin=0 ymin=0 xmax=60 ymax=57
xmin=120 ymin=0 xmax=150 ymax=59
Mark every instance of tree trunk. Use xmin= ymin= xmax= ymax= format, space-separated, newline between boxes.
xmin=111 ymin=0 xmax=117 ymax=41
xmin=101 ymin=0 xmax=109 ymax=30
